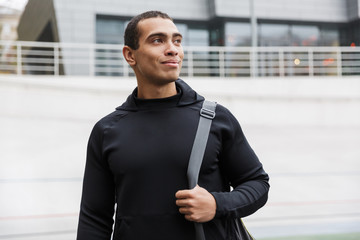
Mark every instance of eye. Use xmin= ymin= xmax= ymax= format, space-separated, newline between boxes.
xmin=174 ymin=38 xmax=182 ymax=45
xmin=153 ymin=38 xmax=163 ymax=43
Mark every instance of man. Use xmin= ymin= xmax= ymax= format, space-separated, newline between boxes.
xmin=77 ymin=11 xmax=269 ymax=240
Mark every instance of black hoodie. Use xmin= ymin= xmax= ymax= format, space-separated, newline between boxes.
xmin=77 ymin=79 xmax=269 ymax=240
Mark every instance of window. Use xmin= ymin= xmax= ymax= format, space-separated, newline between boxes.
xmin=95 ymin=16 xmax=128 ymax=76
xmin=291 ymin=25 xmax=320 ymax=46
xmin=259 ymin=23 xmax=339 ymax=47
xmin=188 ymin=29 xmax=209 ymax=46
xmin=320 ymin=27 xmax=340 ymax=46
xmin=225 ymin=22 xmax=251 ymax=46
xmin=259 ymin=24 xmax=291 ymax=46
xmin=175 ymin=23 xmax=209 ymax=46
xmin=96 ymin=17 xmax=127 ymax=44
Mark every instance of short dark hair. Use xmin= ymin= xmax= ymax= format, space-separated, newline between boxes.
xmin=124 ymin=11 xmax=173 ymax=50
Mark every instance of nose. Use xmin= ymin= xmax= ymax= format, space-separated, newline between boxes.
xmin=165 ymin=42 xmax=179 ymax=56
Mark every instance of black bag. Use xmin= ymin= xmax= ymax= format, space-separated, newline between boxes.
xmin=187 ymin=100 xmax=255 ymax=240
xmin=226 ymin=218 xmax=254 ymax=240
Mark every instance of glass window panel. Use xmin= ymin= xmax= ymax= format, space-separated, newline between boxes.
xmin=320 ymin=27 xmax=340 ymax=46
xmin=259 ymin=24 xmax=290 ymax=46
xmin=291 ymin=25 xmax=320 ymax=46
xmin=188 ymin=29 xmax=209 ymax=46
xmin=175 ymin=23 xmax=208 ymax=46
xmin=96 ymin=17 xmax=126 ymax=44
xmin=225 ymin=22 xmax=251 ymax=46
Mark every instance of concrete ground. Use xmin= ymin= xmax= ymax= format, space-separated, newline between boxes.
xmin=0 ymin=76 xmax=359 ymax=239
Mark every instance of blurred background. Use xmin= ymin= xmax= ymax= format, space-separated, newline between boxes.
xmin=1 ymin=0 xmax=360 ymax=239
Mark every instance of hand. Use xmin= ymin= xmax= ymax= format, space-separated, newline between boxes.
xmin=175 ymin=185 xmax=216 ymax=223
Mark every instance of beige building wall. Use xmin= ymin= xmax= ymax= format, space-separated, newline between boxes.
xmin=0 ymin=6 xmax=22 ymax=40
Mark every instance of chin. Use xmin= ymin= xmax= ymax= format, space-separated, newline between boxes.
xmin=160 ymin=73 xmax=181 ymax=82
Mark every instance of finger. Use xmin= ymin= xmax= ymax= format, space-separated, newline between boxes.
xmin=175 ymin=189 xmax=193 ymax=199
xmin=176 ymin=198 xmax=195 ymax=207
xmin=184 ymin=213 xmax=201 ymax=222
xmin=175 ymin=199 xmax=188 ymax=207
xmin=185 ymin=215 xmax=193 ymax=222
xmin=179 ymin=207 xmax=192 ymax=215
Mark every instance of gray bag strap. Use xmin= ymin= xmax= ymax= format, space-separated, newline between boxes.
xmin=187 ymin=100 xmax=217 ymax=240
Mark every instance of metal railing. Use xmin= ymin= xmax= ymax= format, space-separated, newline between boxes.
xmin=1 ymin=40 xmax=360 ymax=77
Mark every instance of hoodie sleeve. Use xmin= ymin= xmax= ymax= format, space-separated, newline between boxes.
xmin=77 ymin=121 xmax=116 ymax=240
xmin=210 ymin=107 xmax=270 ymax=219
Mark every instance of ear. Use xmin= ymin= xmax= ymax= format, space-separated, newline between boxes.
xmin=123 ymin=46 xmax=136 ymax=67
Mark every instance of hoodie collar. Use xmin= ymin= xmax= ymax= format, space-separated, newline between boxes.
xmin=116 ymin=79 xmax=204 ymax=111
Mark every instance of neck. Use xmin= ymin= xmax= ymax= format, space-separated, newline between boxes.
xmin=136 ymin=81 xmax=177 ymax=99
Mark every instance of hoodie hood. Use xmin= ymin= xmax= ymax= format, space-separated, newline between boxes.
xmin=115 ymin=79 xmax=204 ymax=111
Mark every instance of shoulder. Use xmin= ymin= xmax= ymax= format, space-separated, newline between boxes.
xmin=91 ymin=110 xmax=129 ymax=136
xmin=214 ymin=103 xmax=240 ymax=125
xmin=210 ymin=102 xmax=245 ymax=140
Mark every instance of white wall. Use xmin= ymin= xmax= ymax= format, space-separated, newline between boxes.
xmin=187 ymin=77 xmax=360 ymax=126
xmin=2 ymin=76 xmax=360 ymax=127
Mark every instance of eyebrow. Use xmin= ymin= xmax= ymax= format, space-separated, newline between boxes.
xmin=147 ymin=32 xmax=183 ymax=40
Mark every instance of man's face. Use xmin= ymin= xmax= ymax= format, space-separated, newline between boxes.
xmin=130 ymin=17 xmax=184 ymax=86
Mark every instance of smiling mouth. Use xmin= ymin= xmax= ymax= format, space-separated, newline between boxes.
xmin=161 ymin=60 xmax=181 ymax=67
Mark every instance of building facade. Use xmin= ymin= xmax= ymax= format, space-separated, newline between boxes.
xmin=18 ymin=0 xmax=360 ymax=47
xmin=14 ymin=0 xmax=360 ymax=76
xmin=0 ymin=5 xmax=22 ymax=41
